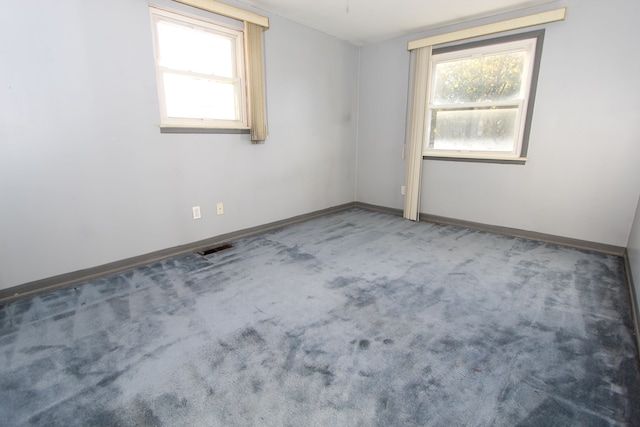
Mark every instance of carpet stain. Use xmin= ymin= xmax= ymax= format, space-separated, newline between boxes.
xmin=0 ymin=208 xmax=638 ymax=426
xmin=327 ymin=275 xmax=359 ymax=289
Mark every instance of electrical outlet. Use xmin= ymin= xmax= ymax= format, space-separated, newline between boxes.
xmin=192 ymin=206 xmax=201 ymax=219
xmin=216 ymin=202 xmax=224 ymax=215
xmin=401 ymin=186 xmax=406 ymax=195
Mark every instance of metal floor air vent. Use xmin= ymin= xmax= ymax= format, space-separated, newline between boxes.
xmin=196 ymin=243 xmax=233 ymax=256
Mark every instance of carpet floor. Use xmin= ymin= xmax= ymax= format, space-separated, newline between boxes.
xmin=1 ymin=208 xmax=639 ymax=426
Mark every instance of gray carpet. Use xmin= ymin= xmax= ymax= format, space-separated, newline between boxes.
xmin=1 ymin=208 xmax=639 ymax=426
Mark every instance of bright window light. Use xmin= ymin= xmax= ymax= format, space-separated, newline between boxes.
xmin=424 ymin=32 xmax=544 ymax=160
xmin=150 ymin=7 xmax=247 ymax=129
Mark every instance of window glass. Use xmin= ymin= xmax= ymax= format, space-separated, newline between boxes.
xmin=424 ymin=31 xmax=543 ymax=160
xmin=157 ymin=22 xmax=235 ymax=77
xmin=429 ymin=107 xmax=518 ymax=151
xmin=163 ymin=74 xmax=237 ymax=120
xmin=150 ymin=7 xmax=247 ymax=129
xmin=432 ymin=51 xmax=526 ymax=104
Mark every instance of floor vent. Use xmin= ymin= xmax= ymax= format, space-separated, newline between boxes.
xmin=196 ymin=243 xmax=233 ymax=256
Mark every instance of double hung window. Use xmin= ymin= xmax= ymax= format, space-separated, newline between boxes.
xmin=424 ymin=31 xmax=544 ymax=161
xmin=150 ymin=7 xmax=248 ymax=129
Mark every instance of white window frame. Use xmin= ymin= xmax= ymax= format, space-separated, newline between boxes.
xmin=423 ymin=31 xmax=543 ymax=162
xmin=149 ymin=6 xmax=248 ymax=130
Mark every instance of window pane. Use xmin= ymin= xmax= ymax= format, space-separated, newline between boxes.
xmin=157 ymin=21 xmax=234 ymax=77
xmin=163 ymin=73 xmax=237 ymax=120
xmin=429 ymin=107 xmax=518 ymax=152
xmin=433 ymin=51 xmax=526 ymax=104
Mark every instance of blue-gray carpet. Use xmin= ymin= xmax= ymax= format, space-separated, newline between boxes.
xmin=1 ymin=208 xmax=639 ymax=426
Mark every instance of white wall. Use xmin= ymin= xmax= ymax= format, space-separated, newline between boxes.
xmin=628 ymin=196 xmax=640 ymax=326
xmin=0 ymin=0 xmax=359 ymax=289
xmin=356 ymin=0 xmax=640 ymax=247
xmin=3 ymin=0 xmax=639 ymax=291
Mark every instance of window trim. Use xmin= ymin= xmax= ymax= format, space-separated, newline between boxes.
xmin=404 ymin=9 xmax=565 ymax=221
xmin=407 ymin=8 xmax=563 ymax=50
xmin=173 ymin=0 xmax=269 ymax=28
xmin=149 ymin=6 xmax=249 ymax=130
xmin=423 ymin=30 xmax=545 ymax=162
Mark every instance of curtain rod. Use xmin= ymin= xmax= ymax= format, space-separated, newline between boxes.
xmin=408 ymin=7 xmax=566 ymax=51
xmin=173 ymin=0 xmax=269 ymax=28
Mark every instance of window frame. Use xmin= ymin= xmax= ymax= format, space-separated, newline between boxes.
xmin=423 ymin=30 xmax=545 ymax=163
xmin=149 ymin=6 xmax=249 ymax=131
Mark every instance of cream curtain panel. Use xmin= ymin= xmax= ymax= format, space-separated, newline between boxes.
xmin=403 ymin=8 xmax=566 ymax=221
xmin=245 ymin=22 xmax=268 ymax=143
xmin=403 ymin=46 xmax=431 ymax=221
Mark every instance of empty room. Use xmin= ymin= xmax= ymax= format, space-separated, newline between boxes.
xmin=1 ymin=0 xmax=640 ymax=425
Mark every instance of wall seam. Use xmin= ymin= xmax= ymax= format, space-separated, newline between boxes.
xmin=353 ymin=46 xmax=361 ymax=202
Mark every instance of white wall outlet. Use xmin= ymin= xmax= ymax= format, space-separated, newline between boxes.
xmin=216 ymin=202 xmax=224 ymax=215
xmin=192 ymin=206 xmax=201 ymax=219
xmin=401 ymin=186 xmax=406 ymax=195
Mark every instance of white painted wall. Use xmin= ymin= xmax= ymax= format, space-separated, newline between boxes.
xmin=356 ymin=0 xmax=640 ymax=247
xmin=628 ymin=196 xmax=640 ymax=327
xmin=2 ymin=0 xmax=638 ymax=291
xmin=0 ymin=0 xmax=359 ymax=289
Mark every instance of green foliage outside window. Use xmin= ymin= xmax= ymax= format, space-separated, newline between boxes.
xmin=429 ymin=51 xmax=527 ymax=149
xmin=433 ymin=51 xmax=525 ymax=104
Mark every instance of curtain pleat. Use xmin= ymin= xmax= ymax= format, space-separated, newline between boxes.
xmin=245 ymin=22 xmax=268 ymax=143
xmin=403 ymin=46 xmax=431 ymax=221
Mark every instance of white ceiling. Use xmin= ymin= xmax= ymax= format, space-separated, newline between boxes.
xmin=236 ymin=0 xmax=560 ymax=45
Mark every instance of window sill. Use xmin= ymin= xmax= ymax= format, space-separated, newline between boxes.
xmin=159 ymin=126 xmax=250 ymax=134
xmin=423 ymin=154 xmax=528 ymax=165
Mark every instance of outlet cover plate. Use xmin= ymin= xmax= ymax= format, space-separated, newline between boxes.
xmin=192 ymin=206 xmax=202 ymax=219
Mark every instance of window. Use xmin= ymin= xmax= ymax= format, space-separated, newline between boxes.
xmin=150 ymin=7 xmax=248 ymax=130
xmin=423 ymin=31 xmax=544 ymax=161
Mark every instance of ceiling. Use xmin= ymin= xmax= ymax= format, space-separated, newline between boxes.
xmin=235 ymin=0 xmax=560 ymax=45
